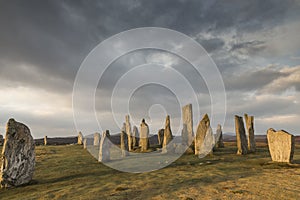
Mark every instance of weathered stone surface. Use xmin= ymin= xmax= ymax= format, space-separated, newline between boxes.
xmin=267 ymin=128 xmax=295 ymax=163
xmin=195 ymin=114 xmax=215 ymax=156
xmin=157 ymin=129 xmax=164 ymax=147
xmin=125 ymin=115 xmax=133 ymax=151
xmin=94 ymin=132 xmax=100 ymax=146
xmin=83 ymin=138 xmax=87 ymax=149
xmin=78 ymin=132 xmax=83 ymax=145
xmin=244 ymin=114 xmax=256 ymax=152
xmin=98 ymin=130 xmax=111 ymax=162
xmin=162 ymin=115 xmax=173 ymax=153
xmin=132 ymin=126 xmax=139 ymax=147
xmin=182 ymin=104 xmax=194 ymax=146
xmin=235 ymin=115 xmax=248 ymax=155
xmin=215 ymin=124 xmax=224 ymax=148
xmin=120 ymin=124 xmax=129 ymax=157
xmin=0 ymin=134 xmax=3 ymax=145
xmin=139 ymin=119 xmax=149 ymax=152
xmin=0 ymin=119 xmax=35 ymax=188
xmin=44 ymin=136 xmax=47 ymax=146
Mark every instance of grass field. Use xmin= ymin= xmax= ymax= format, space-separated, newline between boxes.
xmin=0 ymin=143 xmax=300 ymax=200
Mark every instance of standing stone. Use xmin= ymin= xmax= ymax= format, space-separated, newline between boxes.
xmin=94 ymin=132 xmax=101 ymax=146
xmin=195 ymin=114 xmax=215 ymax=156
xmin=125 ymin=115 xmax=133 ymax=151
xmin=78 ymin=131 xmax=83 ymax=145
xmin=83 ymin=138 xmax=87 ymax=149
xmin=235 ymin=115 xmax=248 ymax=155
xmin=98 ymin=130 xmax=111 ymax=162
xmin=181 ymin=104 xmax=194 ymax=146
xmin=0 ymin=119 xmax=35 ymax=188
xmin=162 ymin=115 xmax=173 ymax=153
xmin=121 ymin=124 xmax=129 ymax=157
xmin=132 ymin=126 xmax=139 ymax=148
xmin=139 ymin=119 xmax=149 ymax=152
xmin=267 ymin=128 xmax=295 ymax=163
xmin=215 ymin=124 xmax=224 ymax=148
xmin=0 ymin=134 xmax=3 ymax=145
xmin=157 ymin=129 xmax=164 ymax=147
xmin=244 ymin=114 xmax=256 ymax=152
xmin=44 ymin=136 xmax=47 ymax=146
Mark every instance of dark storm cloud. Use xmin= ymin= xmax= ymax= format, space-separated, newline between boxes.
xmin=197 ymin=38 xmax=225 ymax=53
xmin=0 ymin=0 xmax=298 ymax=86
xmin=1 ymin=0 xmax=300 ymax=137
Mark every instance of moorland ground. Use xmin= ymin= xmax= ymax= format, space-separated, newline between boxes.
xmin=0 ymin=142 xmax=300 ymax=200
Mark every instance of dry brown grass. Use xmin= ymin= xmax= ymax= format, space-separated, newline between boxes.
xmin=0 ymin=143 xmax=299 ymax=200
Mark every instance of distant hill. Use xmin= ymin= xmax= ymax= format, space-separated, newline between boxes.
xmin=223 ymin=134 xmax=300 ymax=144
xmin=35 ymin=136 xmax=77 ymax=145
xmin=33 ymin=134 xmax=300 ymax=145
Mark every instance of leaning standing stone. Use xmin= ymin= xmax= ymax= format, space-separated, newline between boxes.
xmin=181 ymin=104 xmax=194 ymax=146
xmin=195 ymin=114 xmax=214 ymax=156
xmin=157 ymin=129 xmax=164 ymax=147
xmin=120 ymin=126 xmax=129 ymax=157
xmin=215 ymin=124 xmax=224 ymax=148
xmin=98 ymin=130 xmax=111 ymax=162
xmin=244 ymin=114 xmax=256 ymax=152
xmin=94 ymin=132 xmax=101 ymax=146
xmin=267 ymin=128 xmax=295 ymax=163
xmin=0 ymin=119 xmax=35 ymax=188
xmin=139 ymin=119 xmax=149 ymax=152
xmin=78 ymin=131 xmax=83 ymax=145
xmin=235 ymin=115 xmax=248 ymax=155
xmin=162 ymin=115 xmax=173 ymax=153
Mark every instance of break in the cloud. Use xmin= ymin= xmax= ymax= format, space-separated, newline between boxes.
xmin=0 ymin=0 xmax=300 ymax=137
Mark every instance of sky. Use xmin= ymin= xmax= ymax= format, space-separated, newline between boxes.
xmin=0 ymin=0 xmax=300 ymax=138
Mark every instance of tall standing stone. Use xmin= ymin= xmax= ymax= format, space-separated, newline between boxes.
xmin=235 ymin=115 xmax=248 ymax=155
xmin=125 ymin=115 xmax=133 ymax=151
xmin=0 ymin=119 xmax=35 ymax=188
xmin=83 ymin=138 xmax=87 ymax=149
xmin=157 ymin=129 xmax=164 ymax=147
xmin=94 ymin=132 xmax=101 ymax=146
xmin=44 ymin=136 xmax=47 ymax=146
xmin=132 ymin=126 xmax=139 ymax=148
xmin=244 ymin=114 xmax=256 ymax=152
xmin=139 ymin=119 xmax=149 ymax=152
xmin=78 ymin=131 xmax=83 ymax=145
xmin=215 ymin=124 xmax=224 ymax=148
xmin=267 ymin=128 xmax=295 ymax=163
xmin=162 ymin=115 xmax=173 ymax=153
xmin=181 ymin=104 xmax=194 ymax=146
xmin=98 ymin=130 xmax=111 ymax=162
xmin=121 ymin=124 xmax=129 ymax=157
xmin=195 ymin=114 xmax=214 ymax=156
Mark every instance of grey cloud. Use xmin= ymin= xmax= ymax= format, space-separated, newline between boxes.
xmin=258 ymin=65 xmax=300 ymax=93
xmin=197 ymin=38 xmax=225 ymax=53
xmin=0 ymin=60 xmax=73 ymax=94
xmin=230 ymin=40 xmax=266 ymax=54
xmin=0 ymin=108 xmax=75 ymax=138
xmin=224 ymin=67 xmax=286 ymax=91
xmin=0 ymin=0 xmax=300 ymax=137
xmin=222 ymin=91 xmax=300 ymax=134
